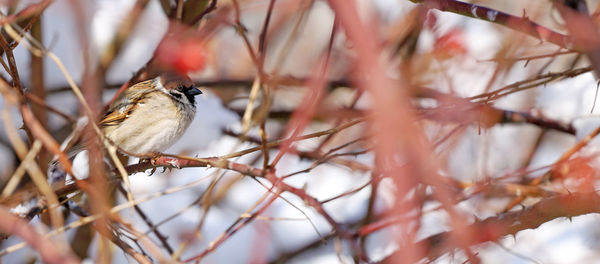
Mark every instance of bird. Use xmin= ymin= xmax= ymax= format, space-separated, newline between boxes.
xmin=100 ymin=72 xmax=202 ymax=154
xmin=3 ymin=73 xmax=203 ymax=221
xmin=50 ymin=72 xmax=203 ymax=182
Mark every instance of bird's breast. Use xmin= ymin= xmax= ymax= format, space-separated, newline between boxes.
xmin=104 ymin=95 xmax=196 ymax=154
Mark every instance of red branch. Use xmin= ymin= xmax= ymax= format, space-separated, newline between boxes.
xmin=125 ymin=156 xmax=265 ymax=177
xmin=378 ymin=192 xmax=600 ymax=262
xmin=553 ymin=2 xmax=600 ymax=76
xmin=125 ymin=155 xmax=348 ymax=261
xmin=0 ymin=0 xmax=53 ymax=26
xmin=0 ymin=206 xmax=79 ymax=264
xmin=409 ymin=0 xmax=573 ymax=49
xmin=127 ymin=156 xmax=343 ymax=231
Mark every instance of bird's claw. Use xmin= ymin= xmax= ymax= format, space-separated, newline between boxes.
xmin=160 ymin=166 xmax=174 ymax=173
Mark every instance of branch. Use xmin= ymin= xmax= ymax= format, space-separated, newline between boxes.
xmin=124 ymin=154 xmax=349 ymax=261
xmin=419 ymin=104 xmax=576 ymax=134
xmin=124 ymin=156 xmax=265 ymax=177
xmin=499 ymin=109 xmax=575 ymax=134
xmin=553 ymin=1 xmax=600 ymax=76
xmin=98 ymin=0 xmax=150 ymax=73
xmin=47 ymin=76 xmax=353 ymax=94
xmin=408 ymin=0 xmax=573 ymax=49
xmin=189 ymin=0 xmax=218 ymax=25
xmin=0 ymin=0 xmax=53 ymax=27
xmin=0 ymin=206 xmax=80 ymax=264
xmin=379 ymin=192 xmax=600 ymax=262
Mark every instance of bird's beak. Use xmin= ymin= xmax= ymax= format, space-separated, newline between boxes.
xmin=184 ymin=87 xmax=203 ymax=97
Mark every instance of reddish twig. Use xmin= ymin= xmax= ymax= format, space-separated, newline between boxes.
xmin=467 ymin=66 xmax=592 ymax=102
xmin=184 ymin=187 xmax=282 ymax=262
xmin=24 ymin=92 xmax=76 ymax=121
xmin=116 ymin=185 xmax=175 ymax=255
xmin=553 ymin=1 xmax=600 ymax=76
xmin=98 ymin=0 xmax=150 ymax=75
xmin=0 ymin=0 xmax=53 ymax=26
xmin=0 ymin=78 xmax=75 ymax=176
xmin=418 ymin=102 xmax=576 ymax=135
xmin=0 ymin=206 xmax=80 ymax=264
xmin=408 ymin=0 xmax=572 ymax=49
xmin=384 ymin=192 xmax=600 ymax=262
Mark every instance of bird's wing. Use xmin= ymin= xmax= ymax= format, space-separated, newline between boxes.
xmin=99 ymin=79 xmax=156 ymax=128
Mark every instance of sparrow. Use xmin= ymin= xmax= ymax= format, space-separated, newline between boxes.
xmin=49 ymin=73 xmax=203 ymax=182
xmin=3 ymin=73 xmax=203 ymax=220
xmin=100 ymin=73 xmax=202 ymax=154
